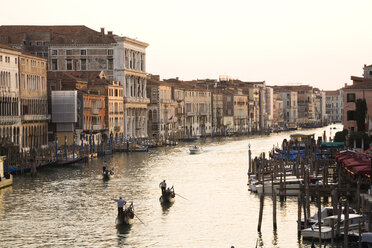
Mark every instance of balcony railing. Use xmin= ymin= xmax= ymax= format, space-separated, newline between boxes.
xmin=92 ymin=124 xmax=102 ymax=130
xmin=92 ymin=108 xmax=99 ymax=115
xmin=125 ymin=97 xmax=150 ymax=104
xmin=21 ymin=115 xmax=49 ymax=121
xmin=0 ymin=116 xmax=21 ymax=124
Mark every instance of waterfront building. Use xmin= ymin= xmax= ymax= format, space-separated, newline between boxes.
xmin=147 ymin=76 xmax=176 ymax=140
xmin=325 ymin=90 xmax=343 ymax=123
xmin=211 ymin=92 xmax=223 ymax=135
xmin=172 ymin=86 xmax=185 ymax=138
xmin=19 ymin=52 xmax=48 ymax=151
xmin=273 ymin=92 xmax=284 ymax=128
xmin=49 ymin=72 xmax=108 ymax=145
xmin=314 ymin=90 xmax=327 ymax=125
xmin=0 ymin=44 xmax=21 ymax=148
xmin=273 ymin=87 xmax=298 ymax=128
xmin=233 ymin=90 xmax=249 ymax=133
xmin=0 ymin=25 xmax=150 ymax=139
xmin=114 ymin=36 xmax=149 ymax=138
xmin=343 ymin=76 xmax=372 ymax=133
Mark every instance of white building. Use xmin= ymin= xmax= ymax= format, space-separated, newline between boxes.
xmin=0 ymin=44 xmax=21 ymax=146
xmin=325 ymin=90 xmax=343 ymax=123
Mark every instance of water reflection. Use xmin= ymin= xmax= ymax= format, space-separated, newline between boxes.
xmin=116 ymin=223 xmax=131 ymax=246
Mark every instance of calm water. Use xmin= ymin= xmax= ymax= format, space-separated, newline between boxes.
xmin=0 ymin=124 xmax=344 ymax=247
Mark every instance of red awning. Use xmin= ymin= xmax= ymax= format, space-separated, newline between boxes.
xmin=352 ymin=165 xmax=371 ymax=175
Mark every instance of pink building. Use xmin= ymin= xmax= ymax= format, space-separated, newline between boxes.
xmin=343 ymin=76 xmax=372 ymax=132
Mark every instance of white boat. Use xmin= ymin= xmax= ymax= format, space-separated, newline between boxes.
xmin=301 ymin=207 xmax=356 ymax=229
xmin=247 ymin=175 xmax=258 ymax=193
xmin=301 ymin=214 xmax=363 ymax=240
xmin=189 ymin=146 xmax=201 ymax=154
xmin=255 ymin=177 xmax=303 ymax=196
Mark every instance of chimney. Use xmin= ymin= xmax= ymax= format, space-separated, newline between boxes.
xmin=107 ymin=31 xmax=113 ymax=36
xmin=345 ymin=83 xmax=347 ymax=88
xmin=100 ymin=27 xmax=105 ymax=37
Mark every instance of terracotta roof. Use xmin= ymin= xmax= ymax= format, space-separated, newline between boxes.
xmin=0 ymin=25 xmax=116 ymax=45
xmin=0 ymin=43 xmax=21 ymax=52
xmin=325 ymin=90 xmax=339 ymax=95
xmin=344 ymin=76 xmax=372 ymax=90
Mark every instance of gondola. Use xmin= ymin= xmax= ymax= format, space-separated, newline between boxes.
xmin=103 ymin=168 xmax=114 ymax=179
xmin=159 ymin=187 xmax=176 ymax=204
xmin=116 ymin=202 xmax=135 ymax=225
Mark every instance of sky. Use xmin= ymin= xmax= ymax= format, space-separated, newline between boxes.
xmin=2 ymin=0 xmax=372 ymax=90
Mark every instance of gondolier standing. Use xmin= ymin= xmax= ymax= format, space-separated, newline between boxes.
xmin=102 ymin=161 xmax=107 ymax=172
xmin=159 ymin=180 xmax=166 ymax=194
xmin=112 ymin=197 xmax=127 ymax=216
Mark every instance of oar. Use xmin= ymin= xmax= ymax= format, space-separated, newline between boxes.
xmin=134 ymin=213 xmax=146 ymax=225
xmin=175 ymin=193 xmax=188 ymax=200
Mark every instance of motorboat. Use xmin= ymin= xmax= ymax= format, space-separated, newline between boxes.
xmin=189 ymin=146 xmax=201 ymax=154
xmin=159 ymin=186 xmax=176 ymax=204
xmin=301 ymin=207 xmax=356 ymax=229
xmin=361 ymin=233 xmax=372 ymax=248
xmin=301 ymin=214 xmax=363 ymax=240
xmin=255 ymin=176 xmax=303 ymax=196
xmin=247 ymin=175 xmax=258 ymax=193
xmin=116 ymin=202 xmax=135 ymax=225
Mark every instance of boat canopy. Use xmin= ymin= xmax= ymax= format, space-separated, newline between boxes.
xmin=321 ymin=142 xmax=344 ymax=148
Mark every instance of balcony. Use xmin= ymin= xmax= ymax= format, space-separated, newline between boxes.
xmin=0 ymin=116 xmax=20 ymax=124
xmin=92 ymin=108 xmax=99 ymax=115
xmin=21 ymin=115 xmax=48 ymax=121
xmin=160 ymin=99 xmax=173 ymax=104
xmin=92 ymin=124 xmax=102 ymax=130
xmin=125 ymin=97 xmax=150 ymax=104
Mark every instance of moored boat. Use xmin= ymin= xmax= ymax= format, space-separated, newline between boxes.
xmin=301 ymin=214 xmax=363 ymax=240
xmin=0 ymin=156 xmax=12 ymax=189
xmin=116 ymin=202 xmax=135 ymax=225
xmin=255 ymin=177 xmax=303 ymax=196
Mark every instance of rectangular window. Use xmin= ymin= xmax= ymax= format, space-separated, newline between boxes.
xmin=107 ymin=49 xmax=113 ymax=55
xmin=66 ymin=59 xmax=73 ymax=70
xmin=43 ymin=53 xmax=48 ymax=58
xmin=21 ymin=74 xmax=25 ymax=89
xmin=80 ymin=50 xmax=87 ymax=55
xmin=52 ymin=59 xmax=58 ymax=70
xmin=347 ymin=110 xmax=355 ymax=121
xmin=80 ymin=59 xmax=87 ymax=70
xmin=107 ymin=59 xmax=113 ymax=70
xmin=66 ymin=49 xmax=72 ymax=55
xmin=15 ymin=58 xmax=17 ymax=64
xmin=347 ymin=93 xmax=356 ymax=102
xmin=21 ymin=58 xmax=25 ymax=64
xmin=52 ymin=50 xmax=58 ymax=56
xmin=0 ymin=55 xmax=2 ymax=62
xmin=37 ymin=52 xmax=43 ymax=58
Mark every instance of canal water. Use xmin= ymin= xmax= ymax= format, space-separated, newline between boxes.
xmin=0 ymin=124 xmax=345 ymax=247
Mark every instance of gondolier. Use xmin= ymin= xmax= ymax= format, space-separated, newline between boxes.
xmin=159 ymin=180 xmax=166 ymax=194
xmin=112 ymin=197 xmax=127 ymax=216
xmin=102 ymin=161 xmax=107 ymax=172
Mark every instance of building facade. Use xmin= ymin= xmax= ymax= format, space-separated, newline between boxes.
xmin=0 ymin=44 xmax=21 ymax=148
xmin=19 ymin=53 xmax=48 ymax=151
xmin=325 ymin=90 xmax=343 ymax=123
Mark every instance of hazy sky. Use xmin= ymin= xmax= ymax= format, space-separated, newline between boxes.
xmin=2 ymin=0 xmax=372 ymax=90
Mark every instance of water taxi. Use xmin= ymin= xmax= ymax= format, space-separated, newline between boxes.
xmin=189 ymin=146 xmax=201 ymax=154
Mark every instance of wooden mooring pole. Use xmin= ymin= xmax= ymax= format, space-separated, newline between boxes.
xmin=257 ymin=194 xmax=264 ymax=232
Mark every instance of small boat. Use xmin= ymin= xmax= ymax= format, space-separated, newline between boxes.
xmin=103 ymin=168 xmax=114 ymax=179
xmin=255 ymin=177 xmax=303 ymax=196
xmin=0 ymin=156 xmax=12 ymax=189
xmin=159 ymin=187 xmax=176 ymax=204
xmin=301 ymin=214 xmax=363 ymax=240
xmin=301 ymin=207 xmax=356 ymax=229
xmin=189 ymin=146 xmax=201 ymax=154
xmin=361 ymin=233 xmax=372 ymax=247
xmin=116 ymin=202 xmax=135 ymax=225
xmin=247 ymin=174 xmax=258 ymax=193
xmin=183 ymin=137 xmax=198 ymax=142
